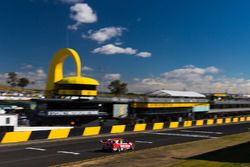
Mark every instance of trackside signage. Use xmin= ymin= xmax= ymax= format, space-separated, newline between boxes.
xmin=47 ymin=110 xmax=99 ymax=116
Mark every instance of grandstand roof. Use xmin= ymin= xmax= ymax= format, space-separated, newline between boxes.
xmin=148 ymin=90 xmax=205 ymax=98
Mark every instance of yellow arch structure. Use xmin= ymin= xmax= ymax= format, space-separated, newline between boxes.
xmin=46 ymin=48 xmax=81 ymax=92
xmin=45 ymin=48 xmax=99 ymax=98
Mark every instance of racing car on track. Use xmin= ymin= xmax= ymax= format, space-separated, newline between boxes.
xmin=100 ymin=138 xmax=135 ymax=152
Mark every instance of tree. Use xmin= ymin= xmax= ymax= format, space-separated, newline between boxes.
xmin=7 ymin=72 xmax=18 ymax=87
xmin=108 ymin=80 xmax=128 ymax=95
xmin=17 ymin=78 xmax=30 ymax=88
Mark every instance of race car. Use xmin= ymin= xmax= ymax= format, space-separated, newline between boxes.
xmin=100 ymin=138 xmax=135 ymax=152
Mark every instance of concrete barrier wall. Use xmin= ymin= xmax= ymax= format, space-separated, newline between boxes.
xmin=14 ymin=126 xmax=73 ymax=132
xmin=1 ymin=116 xmax=250 ymax=144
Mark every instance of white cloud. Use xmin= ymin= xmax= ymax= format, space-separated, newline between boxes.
xmin=60 ymin=0 xmax=84 ymax=4
xmin=206 ymin=66 xmax=219 ymax=74
xmin=68 ymin=3 xmax=97 ymax=30
xmin=21 ymin=64 xmax=33 ymax=70
xmin=133 ymin=77 xmax=140 ymax=81
xmin=35 ymin=69 xmax=47 ymax=78
xmin=0 ymin=68 xmax=47 ymax=89
xmin=66 ymin=72 xmax=76 ymax=76
xmin=0 ymin=73 xmax=8 ymax=84
xmin=84 ymin=27 xmax=126 ymax=43
xmin=161 ymin=66 xmax=219 ymax=78
xmin=104 ymin=73 xmax=121 ymax=81
xmin=114 ymin=42 xmax=123 ymax=46
xmin=82 ymin=66 xmax=94 ymax=71
xmin=92 ymin=44 xmax=137 ymax=55
xmin=92 ymin=44 xmax=152 ymax=58
xmin=128 ymin=65 xmax=250 ymax=94
xmin=136 ymin=52 xmax=152 ymax=58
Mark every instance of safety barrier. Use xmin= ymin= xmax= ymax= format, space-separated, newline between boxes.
xmin=0 ymin=115 xmax=250 ymax=144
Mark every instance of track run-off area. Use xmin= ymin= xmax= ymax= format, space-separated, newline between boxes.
xmin=0 ymin=122 xmax=249 ymax=167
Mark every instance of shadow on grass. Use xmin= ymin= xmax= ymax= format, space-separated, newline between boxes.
xmin=189 ymin=141 xmax=250 ymax=163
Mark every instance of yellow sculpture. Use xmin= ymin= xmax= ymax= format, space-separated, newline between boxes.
xmin=45 ymin=48 xmax=99 ymax=98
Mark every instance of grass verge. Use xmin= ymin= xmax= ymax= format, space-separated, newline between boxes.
xmin=55 ymin=132 xmax=250 ymax=167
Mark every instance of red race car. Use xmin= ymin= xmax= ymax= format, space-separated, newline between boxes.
xmin=100 ymin=138 xmax=135 ymax=152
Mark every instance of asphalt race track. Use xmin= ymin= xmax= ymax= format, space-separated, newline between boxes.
xmin=0 ymin=123 xmax=249 ymax=167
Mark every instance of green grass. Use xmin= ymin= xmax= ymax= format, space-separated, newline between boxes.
xmin=0 ymin=84 xmax=22 ymax=91
xmin=169 ymin=141 xmax=250 ymax=167
xmin=170 ymin=160 xmax=249 ymax=167
xmin=0 ymin=84 xmax=42 ymax=93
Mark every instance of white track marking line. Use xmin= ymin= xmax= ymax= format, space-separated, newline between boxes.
xmin=25 ymin=147 xmax=46 ymax=151
xmin=148 ymin=132 xmax=217 ymax=139
xmin=135 ymin=140 xmax=153 ymax=144
xmin=180 ymin=130 xmax=223 ymax=135
xmin=57 ymin=151 xmax=80 ymax=155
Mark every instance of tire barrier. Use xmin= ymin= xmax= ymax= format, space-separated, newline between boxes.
xmin=1 ymin=116 xmax=250 ymax=144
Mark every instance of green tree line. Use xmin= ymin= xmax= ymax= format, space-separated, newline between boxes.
xmin=6 ymin=72 xmax=30 ymax=89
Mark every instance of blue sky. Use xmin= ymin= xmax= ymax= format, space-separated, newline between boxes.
xmin=1 ymin=0 xmax=250 ymax=93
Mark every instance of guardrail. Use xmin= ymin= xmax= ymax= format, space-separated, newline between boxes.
xmin=0 ymin=115 xmax=249 ymax=144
